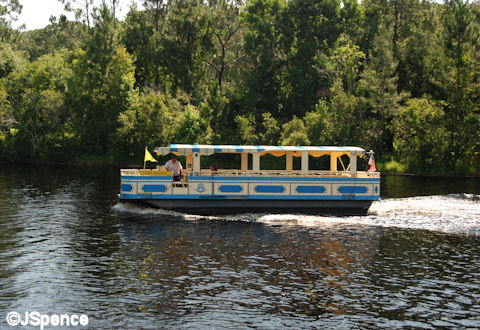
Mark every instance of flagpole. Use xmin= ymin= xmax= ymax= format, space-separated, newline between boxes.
xmin=144 ymin=146 xmax=147 ymax=169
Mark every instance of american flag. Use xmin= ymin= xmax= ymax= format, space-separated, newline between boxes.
xmin=368 ymin=153 xmax=376 ymax=172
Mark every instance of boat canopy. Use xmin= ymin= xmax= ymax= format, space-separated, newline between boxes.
xmin=155 ymin=144 xmax=367 ymax=174
xmin=154 ymin=144 xmax=365 ymax=157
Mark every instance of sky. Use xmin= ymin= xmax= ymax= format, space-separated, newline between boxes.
xmin=13 ymin=0 xmax=141 ymax=30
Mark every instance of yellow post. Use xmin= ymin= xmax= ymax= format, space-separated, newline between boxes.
xmin=286 ymin=152 xmax=293 ymax=171
xmin=186 ymin=153 xmax=193 ymax=171
xmin=241 ymin=153 xmax=248 ymax=171
xmin=330 ymin=153 xmax=338 ymax=172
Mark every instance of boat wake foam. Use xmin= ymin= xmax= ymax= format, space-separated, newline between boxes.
xmin=113 ymin=195 xmax=480 ymax=235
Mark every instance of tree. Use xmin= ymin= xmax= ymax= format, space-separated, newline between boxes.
xmin=392 ymin=97 xmax=449 ymax=173
xmin=18 ymin=15 xmax=86 ymax=61
xmin=317 ymin=34 xmax=366 ymax=94
xmin=143 ymin=0 xmax=168 ymax=32
xmin=59 ymin=0 xmax=94 ymax=28
xmin=434 ymin=0 xmax=480 ymax=170
xmin=117 ymin=90 xmax=179 ymax=159
xmin=396 ymin=3 xmax=440 ymax=97
xmin=0 ymin=41 xmax=17 ymax=78
xmin=122 ymin=5 xmax=156 ymax=88
xmin=1 ymin=52 xmax=71 ymax=159
xmin=280 ymin=116 xmax=310 ymax=146
xmin=173 ymin=103 xmax=211 ymax=144
xmin=240 ymin=0 xmax=286 ymax=118
xmin=235 ymin=113 xmax=257 ymax=145
xmin=280 ymin=0 xmax=343 ymax=118
xmin=159 ymin=0 xmax=212 ymax=96
xmin=205 ymin=0 xmax=245 ymax=91
xmin=64 ymin=4 xmax=135 ymax=155
xmin=0 ymin=0 xmax=22 ymax=42
xmin=258 ymin=112 xmax=280 ymax=145
xmin=358 ymin=22 xmax=409 ymax=153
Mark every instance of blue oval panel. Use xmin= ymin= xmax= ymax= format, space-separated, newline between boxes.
xmin=143 ymin=184 xmax=167 ymax=192
xmin=375 ymin=186 xmax=378 ymax=194
xmin=121 ymin=184 xmax=133 ymax=192
xmin=219 ymin=185 xmax=243 ymax=193
xmin=296 ymin=186 xmax=325 ymax=194
xmin=255 ymin=185 xmax=285 ymax=193
xmin=338 ymin=186 xmax=367 ymax=194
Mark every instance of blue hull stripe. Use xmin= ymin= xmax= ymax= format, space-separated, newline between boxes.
xmin=255 ymin=185 xmax=285 ymax=193
xmin=121 ymin=184 xmax=133 ymax=192
xmin=338 ymin=186 xmax=368 ymax=194
xmin=219 ymin=185 xmax=244 ymax=193
xmin=142 ymin=184 xmax=167 ymax=193
xmin=119 ymin=193 xmax=380 ymax=201
xmin=296 ymin=186 xmax=326 ymax=194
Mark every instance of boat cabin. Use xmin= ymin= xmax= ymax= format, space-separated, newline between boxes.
xmin=153 ymin=144 xmax=375 ymax=177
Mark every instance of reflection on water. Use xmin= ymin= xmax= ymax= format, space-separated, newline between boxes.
xmin=1 ymin=165 xmax=480 ymax=328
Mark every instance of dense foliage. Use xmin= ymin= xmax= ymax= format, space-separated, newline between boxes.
xmin=0 ymin=0 xmax=479 ymax=174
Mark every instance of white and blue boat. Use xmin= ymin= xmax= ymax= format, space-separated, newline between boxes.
xmin=119 ymin=144 xmax=380 ymax=215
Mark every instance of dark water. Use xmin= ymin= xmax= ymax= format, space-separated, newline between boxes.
xmin=1 ymin=165 xmax=480 ymax=328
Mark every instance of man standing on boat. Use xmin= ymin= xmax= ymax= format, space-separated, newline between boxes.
xmin=165 ymin=155 xmax=183 ymax=181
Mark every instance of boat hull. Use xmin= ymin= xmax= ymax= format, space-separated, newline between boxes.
xmin=121 ymin=198 xmax=373 ymax=216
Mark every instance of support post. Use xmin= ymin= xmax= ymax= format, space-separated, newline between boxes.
xmin=330 ymin=153 xmax=338 ymax=172
xmin=241 ymin=153 xmax=248 ymax=171
xmin=186 ymin=153 xmax=193 ymax=171
xmin=193 ymin=152 xmax=201 ymax=173
xmin=301 ymin=151 xmax=308 ymax=174
xmin=349 ymin=152 xmax=357 ymax=175
xmin=252 ymin=153 xmax=260 ymax=172
xmin=286 ymin=152 xmax=293 ymax=171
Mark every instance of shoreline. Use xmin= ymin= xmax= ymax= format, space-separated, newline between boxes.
xmin=2 ymin=160 xmax=479 ymax=178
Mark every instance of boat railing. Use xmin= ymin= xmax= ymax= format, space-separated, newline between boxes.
xmin=121 ymin=168 xmax=380 ymax=178
xmin=186 ymin=169 xmax=379 ymax=178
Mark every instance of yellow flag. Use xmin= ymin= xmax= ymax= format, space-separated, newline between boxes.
xmin=144 ymin=147 xmax=158 ymax=163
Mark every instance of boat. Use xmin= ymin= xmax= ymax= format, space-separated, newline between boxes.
xmin=119 ymin=144 xmax=380 ymax=215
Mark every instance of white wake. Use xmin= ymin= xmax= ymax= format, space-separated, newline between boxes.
xmin=113 ymin=194 xmax=480 ymax=235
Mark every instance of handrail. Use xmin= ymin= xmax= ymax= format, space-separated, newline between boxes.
xmin=121 ymin=168 xmax=380 ymax=178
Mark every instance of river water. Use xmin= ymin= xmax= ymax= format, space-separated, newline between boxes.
xmin=1 ymin=165 xmax=479 ymax=328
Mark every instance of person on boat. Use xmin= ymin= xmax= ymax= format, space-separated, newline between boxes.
xmin=165 ymin=155 xmax=183 ymax=181
xmin=210 ymin=164 xmax=218 ymax=176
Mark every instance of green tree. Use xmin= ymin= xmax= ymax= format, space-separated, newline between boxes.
xmin=258 ymin=112 xmax=280 ymax=145
xmin=396 ymin=3 xmax=440 ymax=97
xmin=64 ymin=4 xmax=135 ymax=155
xmin=205 ymin=0 xmax=245 ymax=91
xmin=435 ymin=0 xmax=480 ymax=170
xmin=1 ymin=52 xmax=71 ymax=159
xmin=117 ymin=90 xmax=179 ymax=159
xmin=18 ymin=15 xmax=86 ymax=61
xmin=59 ymin=0 xmax=94 ymax=28
xmin=235 ymin=113 xmax=257 ymax=145
xmin=280 ymin=116 xmax=310 ymax=146
xmin=122 ymin=5 xmax=156 ymax=88
xmin=0 ymin=41 xmax=18 ymax=78
xmin=317 ymin=34 xmax=366 ymax=94
xmin=159 ymin=0 xmax=212 ymax=96
xmin=173 ymin=103 xmax=211 ymax=144
xmin=358 ymin=22 xmax=409 ymax=153
xmin=0 ymin=0 xmax=22 ymax=42
xmin=241 ymin=0 xmax=285 ymax=118
xmin=392 ymin=97 xmax=449 ymax=173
